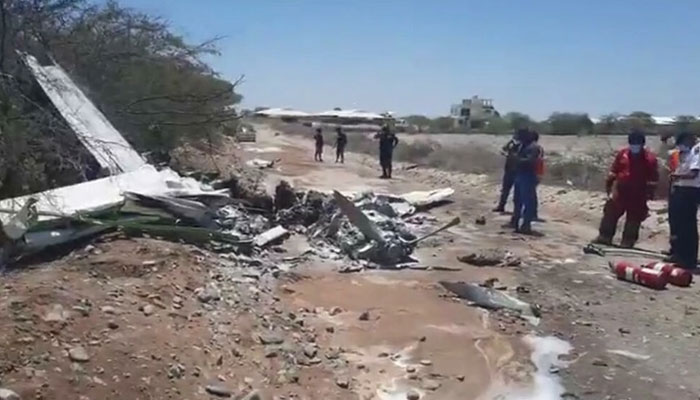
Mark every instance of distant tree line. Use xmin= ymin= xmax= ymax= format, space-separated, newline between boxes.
xmin=403 ymin=112 xmax=700 ymax=137
xmin=0 ymin=0 xmax=241 ymax=198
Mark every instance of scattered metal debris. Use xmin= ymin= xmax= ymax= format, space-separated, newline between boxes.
xmin=254 ymin=226 xmax=290 ymax=247
xmin=246 ymin=158 xmax=277 ymax=169
xmin=606 ymin=349 xmax=651 ymax=361
xmin=440 ymin=281 xmax=541 ymax=324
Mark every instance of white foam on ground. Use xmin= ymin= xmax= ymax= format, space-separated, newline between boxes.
xmin=479 ymin=335 xmax=572 ymax=400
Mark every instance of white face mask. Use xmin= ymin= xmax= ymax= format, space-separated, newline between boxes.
xmin=629 ymin=144 xmax=643 ymax=154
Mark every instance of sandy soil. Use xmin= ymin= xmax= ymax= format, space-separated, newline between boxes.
xmin=254 ymin=122 xmax=700 ymax=400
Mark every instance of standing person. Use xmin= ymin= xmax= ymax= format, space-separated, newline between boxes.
xmin=593 ymin=131 xmax=659 ymax=248
xmin=532 ymin=131 xmax=545 ymax=222
xmin=667 ymin=132 xmax=700 ymax=269
xmin=664 ymin=143 xmax=681 ymax=256
xmin=509 ymin=130 xmax=540 ymax=234
xmin=335 ymin=127 xmax=348 ymax=163
xmin=314 ymin=128 xmax=324 ymax=162
xmin=376 ymin=126 xmax=399 ymax=179
xmin=493 ymin=130 xmax=525 ymax=212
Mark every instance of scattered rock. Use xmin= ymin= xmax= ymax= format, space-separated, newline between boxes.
xmin=196 ymin=286 xmax=221 ymax=303
xmin=406 ymin=366 xmax=416 ymax=373
xmin=457 ymin=249 xmax=520 ymax=267
xmin=101 ymin=306 xmax=116 ymax=315
xmin=257 ymin=331 xmax=284 ymax=345
xmin=335 ymin=377 xmax=350 ymax=389
xmin=326 ymin=326 xmax=335 ymax=333
xmin=592 ymin=358 xmax=608 ymax=367
xmin=107 ymin=321 xmax=119 ymax=330
xmin=422 ymin=379 xmax=441 ymax=391
xmin=456 ymin=375 xmax=465 ymax=382
xmin=72 ymin=305 xmax=91 ymax=317
xmin=167 ymin=363 xmax=186 ymax=379
xmin=618 ymin=327 xmax=631 ymax=335
xmin=419 ymin=359 xmax=432 ymax=366
xmin=205 ymin=384 xmax=233 ymax=398
xmin=303 ymin=344 xmax=318 ymax=358
xmin=358 ymin=310 xmax=370 ymax=321
xmin=242 ymin=390 xmax=262 ymax=400
xmin=329 ymin=306 xmax=343 ymax=316
xmin=0 ymin=388 xmax=20 ymax=400
xmin=43 ymin=304 xmax=68 ymax=323
xmin=264 ymin=348 xmax=278 ymax=358
xmin=406 ymin=390 xmax=421 ymax=400
xmin=68 ymin=346 xmax=90 ymax=362
xmin=142 ymin=304 xmax=155 ymax=316
xmin=475 ymin=216 xmax=486 ymax=225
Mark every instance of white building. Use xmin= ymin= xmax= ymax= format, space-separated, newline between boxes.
xmin=450 ymin=96 xmax=499 ymax=129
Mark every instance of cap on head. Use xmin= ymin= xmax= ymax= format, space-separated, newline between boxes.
xmin=628 ymin=131 xmax=646 ymax=145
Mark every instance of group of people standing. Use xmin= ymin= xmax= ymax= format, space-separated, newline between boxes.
xmin=314 ymin=127 xmax=347 ymax=163
xmin=592 ymin=131 xmax=700 ymax=270
xmin=495 ymin=128 xmax=700 ymax=271
xmin=494 ymin=128 xmax=544 ymax=234
xmin=313 ymin=125 xmax=399 ymax=179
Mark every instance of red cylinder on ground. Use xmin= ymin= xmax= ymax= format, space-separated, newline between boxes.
xmin=609 ymin=261 xmax=669 ymax=290
xmin=646 ymin=262 xmax=693 ymax=287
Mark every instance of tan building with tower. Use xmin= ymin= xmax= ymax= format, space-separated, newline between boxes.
xmin=450 ymin=95 xmax=499 ymax=129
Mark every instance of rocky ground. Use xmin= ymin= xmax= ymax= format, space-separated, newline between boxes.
xmin=1 ymin=123 xmax=699 ymax=400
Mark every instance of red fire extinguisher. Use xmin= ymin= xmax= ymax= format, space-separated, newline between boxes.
xmin=609 ymin=261 xmax=669 ymax=290
xmin=645 ymin=262 xmax=693 ymax=287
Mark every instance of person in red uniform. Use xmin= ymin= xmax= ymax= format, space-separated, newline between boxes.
xmin=593 ymin=131 xmax=659 ymax=248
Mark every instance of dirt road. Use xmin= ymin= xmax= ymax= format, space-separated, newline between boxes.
xmin=1 ymin=123 xmax=698 ymax=400
xmin=245 ymin=123 xmax=700 ymax=400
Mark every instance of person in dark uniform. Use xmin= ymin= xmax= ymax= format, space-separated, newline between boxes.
xmin=313 ymin=128 xmax=324 ymax=162
xmin=509 ymin=130 xmax=540 ymax=234
xmin=667 ymin=132 xmax=700 ymax=269
xmin=335 ymin=127 xmax=348 ymax=163
xmin=375 ymin=126 xmax=399 ymax=178
xmin=493 ymin=129 xmax=525 ymax=212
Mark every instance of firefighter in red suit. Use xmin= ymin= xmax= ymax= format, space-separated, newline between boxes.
xmin=593 ymin=131 xmax=659 ymax=248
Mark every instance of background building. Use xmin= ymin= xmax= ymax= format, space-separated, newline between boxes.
xmin=450 ymin=96 xmax=499 ymax=129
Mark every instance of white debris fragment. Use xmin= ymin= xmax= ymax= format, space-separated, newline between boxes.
xmin=254 ymin=226 xmax=289 ymax=247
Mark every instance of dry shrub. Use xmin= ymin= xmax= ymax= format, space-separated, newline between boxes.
xmin=270 ymin=121 xmax=659 ymax=194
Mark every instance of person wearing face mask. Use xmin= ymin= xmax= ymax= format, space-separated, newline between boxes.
xmin=667 ymin=132 xmax=700 ymax=269
xmin=593 ymin=131 xmax=659 ymax=248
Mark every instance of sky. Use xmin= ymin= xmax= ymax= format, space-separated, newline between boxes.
xmin=112 ymin=0 xmax=700 ymax=119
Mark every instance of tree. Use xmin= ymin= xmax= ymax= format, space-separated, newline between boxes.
xmin=547 ymin=112 xmax=594 ymax=135
xmin=626 ymin=111 xmax=655 ymax=130
xmin=593 ymin=113 xmax=623 ymax=135
xmin=675 ymin=115 xmax=697 ymax=130
xmin=0 ymin=0 xmax=242 ymax=198
xmin=503 ymin=112 xmax=532 ymax=130
xmin=482 ymin=117 xmax=511 ymax=135
xmin=402 ymin=115 xmax=432 ymax=132
xmin=430 ymin=116 xmax=455 ymax=133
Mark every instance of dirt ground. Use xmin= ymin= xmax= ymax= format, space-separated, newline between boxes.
xmin=1 ymin=123 xmax=698 ymax=400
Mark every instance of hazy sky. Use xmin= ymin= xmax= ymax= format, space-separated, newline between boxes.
xmin=114 ymin=0 xmax=700 ymax=119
